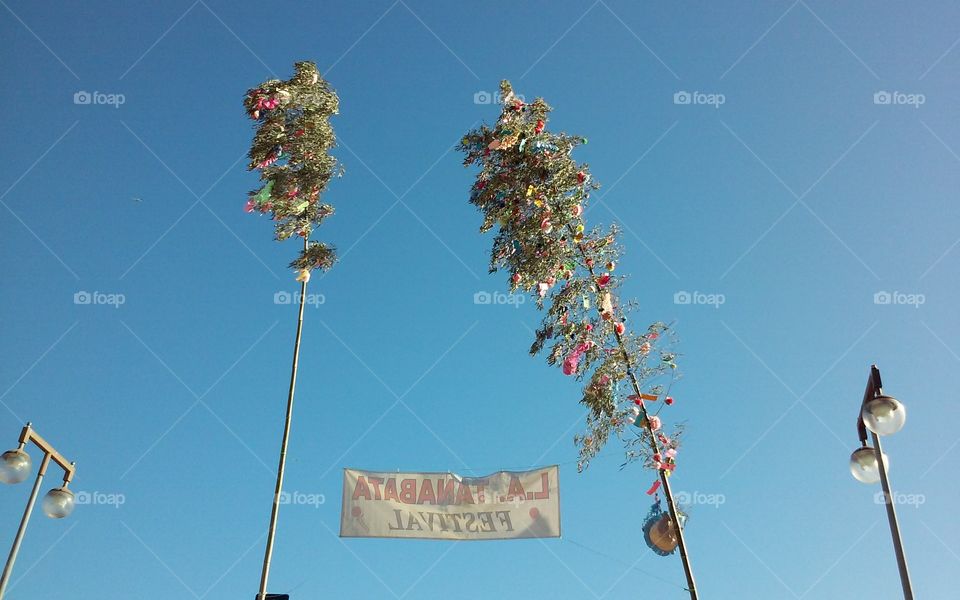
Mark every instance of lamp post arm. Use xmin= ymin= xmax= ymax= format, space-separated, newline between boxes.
xmin=17 ymin=425 xmax=75 ymax=483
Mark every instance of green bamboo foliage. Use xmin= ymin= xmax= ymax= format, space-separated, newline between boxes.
xmin=244 ymin=61 xmax=342 ymax=272
xmin=459 ymin=81 xmax=684 ymax=472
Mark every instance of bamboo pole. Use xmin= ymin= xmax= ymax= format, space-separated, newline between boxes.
xmin=575 ymin=239 xmax=699 ymax=599
xmin=257 ymin=237 xmax=310 ymax=600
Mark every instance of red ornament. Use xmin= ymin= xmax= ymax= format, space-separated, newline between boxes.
xmin=577 ymin=171 xmax=586 ymax=183
xmin=614 ymin=322 xmax=625 ymax=335
xmin=665 ymin=396 xmax=674 ymax=406
xmin=535 ymin=119 xmax=545 ymax=134
xmin=597 ymin=273 xmax=611 ymax=287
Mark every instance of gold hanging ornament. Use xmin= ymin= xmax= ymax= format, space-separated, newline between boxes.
xmin=642 ymin=500 xmax=686 ymax=556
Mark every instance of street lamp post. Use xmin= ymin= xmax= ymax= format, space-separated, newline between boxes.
xmin=848 ymin=365 xmax=913 ymax=600
xmin=0 ymin=423 xmax=76 ymax=599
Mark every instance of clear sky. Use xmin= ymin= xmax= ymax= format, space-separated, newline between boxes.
xmin=2 ymin=1 xmax=959 ymax=598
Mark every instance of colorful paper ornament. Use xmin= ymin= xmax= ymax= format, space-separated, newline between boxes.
xmin=253 ymin=180 xmax=274 ymax=203
xmin=642 ymin=501 xmax=682 ymax=556
xmin=562 ymin=353 xmax=579 ymax=375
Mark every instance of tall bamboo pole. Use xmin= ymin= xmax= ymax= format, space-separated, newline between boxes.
xmin=257 ymin=237 xmax=309 ymax=600
xmin=576 ymin=238 xmax=698 ymax=599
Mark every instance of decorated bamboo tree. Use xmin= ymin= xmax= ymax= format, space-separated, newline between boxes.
xmin=242 ymin=61 xmax=341 ymax=600
xmin=459 ymin=81 xmax=698 ymax=598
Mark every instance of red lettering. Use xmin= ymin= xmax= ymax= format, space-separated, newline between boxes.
xmin=352 ymin=476 xmax=371 ymax=501
xmin=400 ymin=478 xmax=417 ymax=504
xmin=383 ymin=479 xmax=398 ymax=502
xmin=533 ymin=473 xmax=550 ymax=500
xmin=436 ymin=479 xmax=455 ymax=504
xmin=455 ymin=482 xmax=475 ymax=504
xmin=369 ymin=477 xmax=383 ymax=500
xmin=418 ymin=479 xmax=436 ymax=505
xmin=507 ymin=476 xmax=525 ymax=500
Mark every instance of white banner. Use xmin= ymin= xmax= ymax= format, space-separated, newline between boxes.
xmin=340 ymin=466 xmax=560 ymax=540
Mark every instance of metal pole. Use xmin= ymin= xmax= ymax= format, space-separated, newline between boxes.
xmin=871 ymin=432 xmax=914 ymax=599
xmin=257 ymin=239 xmax=310 ymax=600
xmin=863 ymin=365 xmax=913 ymax=600
xmin=0 ymin=453 xmax=50 ymax=600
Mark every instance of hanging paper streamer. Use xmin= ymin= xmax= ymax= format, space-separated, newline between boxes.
xmin=646 ymin=480 xmax=661 ymax=496
xmin=457 ymin=79 xmax=685 ymax=473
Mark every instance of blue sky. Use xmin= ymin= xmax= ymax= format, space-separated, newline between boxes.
xmin=2 ymin=0 xmax=959 ymax=598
